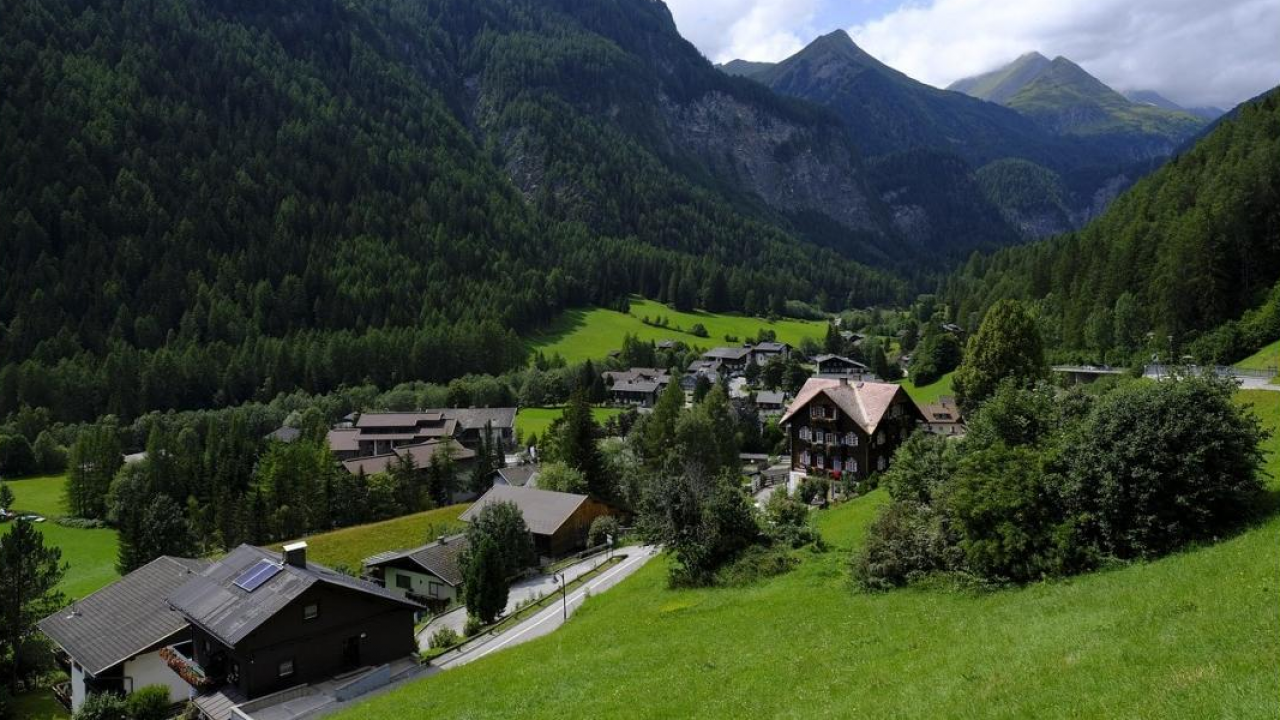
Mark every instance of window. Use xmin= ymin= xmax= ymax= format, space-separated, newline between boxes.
xmin=303 ymin=603 xmax=319 ymax=621
xmin=395 ymin=574 xmax=412 ymax=590
xmin=844 ymin=432 xmax=858 ymax=447
xmin=278 ymin=659 xmax=295 ymax=678
xmin=428 ymin=582 xmax=442 ymax=598
xmin=877 ymin=456 xmax=887 ymax=471
xmin=810 ymin=405 xmax=824 ymax=419
xmin=814 ymin=429 xmax=825 ymax=444
xmin=815 ymin=453 xmax=825 ymax=469
xmin=799 ymin=426 xmax=810 ymax=441
xmin=833 ymin=458 xmax=843 ymax=472
xmin=890 ymin=405 xmax=902 ymax=419
xmin=876 ymin=432 xmax=885 ymax=446
xmin=800 ymin=450 xmax=810 ymax=466
xmin=849 ymin=460 xmax=858 ymax=474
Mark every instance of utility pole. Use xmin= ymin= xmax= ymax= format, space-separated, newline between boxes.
xmin=555 ymin=572 xmax=567 ymax=620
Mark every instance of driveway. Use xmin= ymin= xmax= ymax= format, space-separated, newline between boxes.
xmin=416 ymin=548 xmax=632 ymax=649
xmin=430 ymin=546 xmax=659 ymax=669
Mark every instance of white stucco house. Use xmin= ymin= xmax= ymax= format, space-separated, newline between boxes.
xmin=39 ymin=556 xmax=210 ymax=712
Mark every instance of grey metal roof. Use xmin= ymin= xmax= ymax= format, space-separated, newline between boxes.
xmin=755 ymin=391 xmax=786 ymax=405
xmin=39 ymin=556 xmax=210 ymax=676
xmin=265 ymin=426 xmax=301 ymax=443
xmin=612 ymin=380 xmax=660 ymax=394
xmin=437 ymin=407 xmax=517 ymax=431
xmin=364 ymin=534 xmax=470 ymax=587
xmin=494 ymin=464 xmax=540 ymax=487
xmin=459 ymin=486 xmax=589 ymax=536
xmin=703 ymin=347 xmax=752 ymax=361
xmin=168 ymin=545 xmax=418 ymax=648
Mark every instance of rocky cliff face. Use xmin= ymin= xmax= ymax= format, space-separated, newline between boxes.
xmin=660 ymin=91 xmax=881 ymax=233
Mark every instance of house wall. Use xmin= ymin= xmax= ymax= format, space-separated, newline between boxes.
xmin=71 ymin=662 xmax=86 ymax=711
xmin=545 ymin=499 xmax=617 ymax=557
xmin=191 ymin=584 xmax=416 ymax=700
xmin=383 ymin=567 xmax=457 ymax=604
xmin=123 ymin=650 xmax=191 ymax=705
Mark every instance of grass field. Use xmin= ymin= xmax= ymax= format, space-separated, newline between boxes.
xmin=335 ymin=391 xmax=1280 ymax=719
xmin=275 ymin=504 xmax=470 ymax=570
xmin=899 ymin=371 xmax=956 ymax=405
xmin=526 ymin=297 xmax=825 ymax=364
xmin=1237 ymin=339 xmax=1280 ymax=373
xmin=2 ymin=474 xmax=120 ymax=600
xmin=515 ymin=406 xmax=623 ymax=442
xmin=11 ymin=687 xmax=70 ymax=720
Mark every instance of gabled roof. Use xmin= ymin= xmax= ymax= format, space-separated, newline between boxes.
xmin=265 ymin=426 xmax=301 ymax=443
xmin=39 ymin=556 xmax=210 ymax=676
xmin=436 ymin=407 xmax=518 ymax=431
xmin=364 ymin=534 xmax=470 ymax=587
xmin=612 ymin=380 xmax=661 ymax=394
xmin=703 ymin=346 xmax=752 ymax=361
xmin=355 ymin=412 xmax=446 ymax=429
xmin=340 ymin=439 xmax=475 ymax=475
xmin=753 ymin=342 xmax=789 ymax=352
xmin=813 ymin=354 xmax=868 ymax=369
xmin=755 ymin=390 xmax=786 ymax=405
xmin=459 ymin=486 xmax=591 ymax=537
xmin=325 ymin=428 xmax=361 ymax=452
xmin=493 ymin=464 xmax=540 ymax=487
xmin=779 ymin=378 xmax=908 ymax=434
xmin=168 ymin=545 xmax=418 ymax=648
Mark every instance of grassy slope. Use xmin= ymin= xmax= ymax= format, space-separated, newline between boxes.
xmin=899 ymin=371 xmax=956 ymax=405
xmin=3 ymin=474 xmax=120 ymax=600
xmin=11 ymin=687 xmax=70 ymax=720
xmin=274 ymin=504 xmax=469 ymax=570
xmin=1236 ymin=339 xmax=1280 ymax=372
xmin=515 ymin=406 xmax=622 ymax=442
xmin=526 ymin=298 xmax=824 ymax=365
xmin=337 ymin=392 xmax=1280 ymax=719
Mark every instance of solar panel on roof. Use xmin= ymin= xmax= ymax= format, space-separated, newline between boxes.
xmin=233 ymin=559 xmax=282 ymax=592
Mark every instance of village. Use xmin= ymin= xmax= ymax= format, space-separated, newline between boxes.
xmin=25 ymin=329 xmax=972 ymax=720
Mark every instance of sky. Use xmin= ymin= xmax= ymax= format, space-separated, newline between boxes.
xmin=662 ymin=0 xmax=1280 ymax=109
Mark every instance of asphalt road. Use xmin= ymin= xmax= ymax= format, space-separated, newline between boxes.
xmin=433 ymin=545 xmax=659 ymax=670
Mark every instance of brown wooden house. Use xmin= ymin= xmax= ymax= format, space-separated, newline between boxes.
xmin=460 ymin=486 xmax=616 ymax=558
xmin=165 ymin=543 xmax=420 ymax=714
xmin=780 ymin=378 xmax=925 ymax=480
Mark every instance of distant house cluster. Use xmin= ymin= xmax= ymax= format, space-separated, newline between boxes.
xmin=603 ymin=367 xmax=672 ymax=407
xmin=325 ymin=409 xmax=516 ymax=475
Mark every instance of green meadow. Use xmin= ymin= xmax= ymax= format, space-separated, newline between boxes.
xmin=3 ymin=474 xmax=120 ymax=600
xmin=334 ymin=391 xmax=1280 ymax=719
xmin=515 ymin=406 xmax=623 ymax=442
xmin=899 ymin=371 xmax=956 ymax=405
xmin=526 ymin=297 xmax=825 ymax=364
xmin=274 ymin=503 xmax=470 ymax=571
xmin=1237 ymin=339 xmax=1280 ymax=374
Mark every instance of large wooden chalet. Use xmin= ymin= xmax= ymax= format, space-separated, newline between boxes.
xmin=780 ymin=378 xmax=925 ymax=480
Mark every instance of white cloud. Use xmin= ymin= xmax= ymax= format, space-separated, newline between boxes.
xmin=663 ymin=0 xmax=822 ymax=64
xmin=849 ymin=0 xmax=1280 ymax=108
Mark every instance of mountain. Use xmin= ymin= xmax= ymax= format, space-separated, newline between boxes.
xmin=948 ymin=51 xmax=1053 ymax=105
xmin=717 ymin=59 xmax=775 ymax=79
xmin=1124 ymin=89 xmax=1225 ymax=121
xmin=950 ymin=55 xmax=1207 ymax=156
xmin=745 ymin=31 xmax=1067 ymax=165
xmin=0 ymin=0 xmax=915 ymax=423
xmin=944 ymin=88 xmax=1280 ymax=361
xmin=722 ymin=31 xmax=1173 ymax=244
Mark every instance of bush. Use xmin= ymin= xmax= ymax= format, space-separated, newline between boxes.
xmin=126 ymin=686 xmax=172 ymax=720
xmin=462 ymin=615 xmax=484 ymax=637
xmin=428 ymin=627 xmax=460 ymax=649
xmin=587 ymin=515 xmax=620 ymax=548
xmin=852 ymin=501 xmax=956 ymax=591
xmin=55 ymin=517 xmax=109 ymax=529
xmin=689 ymin=323 xmax=709 ymax=338
xmin=763 ymin=488 xmax=821 ymax=549
xmin=796 ymin=475 xmax=829 ymax=505
xmin=74 ymin=693 xmax=129 ymax=720
xmin=714 ymin=545 xmax=799 ymax=586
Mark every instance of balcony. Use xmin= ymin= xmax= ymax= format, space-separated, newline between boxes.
xmin=160 ymin=641 xmax=222 ymax=692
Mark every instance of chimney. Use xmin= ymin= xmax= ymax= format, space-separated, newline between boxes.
xmin=838 ymin=376 xmax=850 ymax=386
xmin=283 ymin=541 xmax=307 ymax=569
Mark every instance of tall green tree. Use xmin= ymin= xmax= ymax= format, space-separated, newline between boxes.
xmin=66 ymin=421 xmax=122 ymax=519
xmin=0 ymin=520 xmax=66 ymax=691
xmin=642 ymin=381 xmax=686 ymax=467
xmin=463 ymin=500 xmax=535 ymax=579
xmin=462 ymin=535 xmax=508 ymax=625
xmin=953 ymin=300 xmax=1047 ymax=413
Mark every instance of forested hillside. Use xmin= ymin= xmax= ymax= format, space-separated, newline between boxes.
xmin=944 ymin=89 xmax=1280 ymax=364
xmin=0 ymin=0 xmax=906 ymax=423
